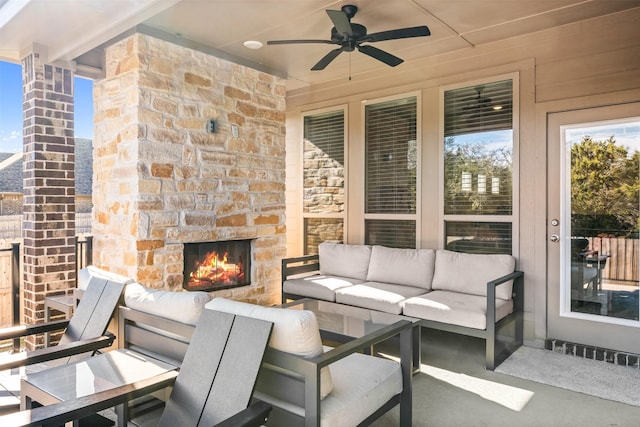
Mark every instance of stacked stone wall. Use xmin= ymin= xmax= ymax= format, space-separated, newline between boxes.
xmin=93 ymin=34 xmax=286 ymax=305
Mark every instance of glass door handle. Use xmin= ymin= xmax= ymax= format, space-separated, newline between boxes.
xmin=550 ymin=234 xmax=560 ymax=242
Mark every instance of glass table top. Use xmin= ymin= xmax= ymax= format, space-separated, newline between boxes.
xmin=283 ymin=298 xmax=419 ymax=340
xmin=22 ymin=349 xmax=177 ymax=402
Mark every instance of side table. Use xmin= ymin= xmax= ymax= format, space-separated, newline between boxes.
xmin=21 ymin=349 xmax=177 ymax=427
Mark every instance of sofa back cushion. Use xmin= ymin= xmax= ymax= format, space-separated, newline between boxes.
xmin=205 ymin=297 xmax=333 ymax=399
xmin=431 ymin=249 xmax=515 ymax=300
xmin=319 ymin=242 xmax=371 ymax=281
xmin=78 ymin=265 xmax=134 ymax=290
xmin=124 ymin=282 xmax=212 ymax=325
xmin=366 ymin=246 xmax=435 ymax=290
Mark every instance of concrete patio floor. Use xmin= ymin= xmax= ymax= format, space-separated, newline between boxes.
xmin=371 ymin=329 xmax=640 ymax=427
xmin=121 ymin=328 xmax=639 ymax=426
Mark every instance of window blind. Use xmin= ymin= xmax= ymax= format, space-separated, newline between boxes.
xmin=444 ymin=80 xmax=513 ymax=137
xmin=365 ymin=219 xmax=416 ymax=249
xmin=365 ymin=97 xmax=417 ymax=214
xmin=445 ymin=221 xmax=512 ymax=255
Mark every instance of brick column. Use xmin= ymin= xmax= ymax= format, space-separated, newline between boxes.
xmin=21 ymin=48 xmax=76 ymax=349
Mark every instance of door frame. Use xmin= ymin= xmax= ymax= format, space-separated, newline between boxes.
xmin=546 ymin=102 xmax=640 ymax=353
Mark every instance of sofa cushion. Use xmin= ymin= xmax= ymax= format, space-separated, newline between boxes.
xmin=431 ymin=249 xmax=516 ymax=300
xmin=317 ymin=349 xmax=402 ymax=427
xmin=319 ymin=243 xmax=371 ymax=281
xmin=78 ymin=266 xmax=134 ymax=290
xmin=335 ymin=282 xmax=427 ymax=315
xmin=284 ymin=275 xmax=364 ymax=302
xmin=124 ymin=283 xmax=211 ymax=325
xmin=402 ymin=290 xmax=514 ymax=330
xmin=366 ymin=246 xmax=435 ymax=290
xmin=205 ymin=297 xmax=333 ymax=399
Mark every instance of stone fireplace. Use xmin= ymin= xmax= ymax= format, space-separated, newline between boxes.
xmin=91 ymin=32 xmax=286 ymax=305
xmin=183 ymin=239 xmax=252 ymax=291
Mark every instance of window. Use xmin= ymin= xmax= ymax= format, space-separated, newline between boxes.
xmin=443 ymin=79 xmax=515 ymax=254
xmin=365 ymin=96 xmax=418 ymax=248
xmin=303 ymin=109 xmax=345 ymax=254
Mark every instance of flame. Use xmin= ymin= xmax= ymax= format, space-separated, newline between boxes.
xmin=189 ymin=251 xmax=244 ymax=286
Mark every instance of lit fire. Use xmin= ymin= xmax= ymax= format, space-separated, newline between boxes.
xmin=188 ymin=251 xmax=244 ymax=287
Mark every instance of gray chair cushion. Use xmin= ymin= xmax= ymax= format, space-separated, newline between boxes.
xmin=318 ymin=348 xmax=402 ymax=427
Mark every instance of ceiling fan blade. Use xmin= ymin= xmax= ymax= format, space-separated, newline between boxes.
xmin=357 ymin=45 xmax=403 ymax=67
xmin=311 ymin=47 xmax=344 ymax=71
xmin=326 ymin=9 xmax=353 ymax=36
xmin=267 ymin=39 xmax=335 ymax=45
xmin=365 ymin=26 xmax=431 ymax=43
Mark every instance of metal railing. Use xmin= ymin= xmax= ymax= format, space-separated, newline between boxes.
xmin=0 ymin=213 xmax=92 ymax=239
xmin=0 ymin=236 xmax=93 ymax=333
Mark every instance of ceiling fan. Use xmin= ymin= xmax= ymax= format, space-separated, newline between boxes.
xmin=464 ymin=86 xmax=493 ymax=110
xmin=266 ymin=4 xmax=431 ymax=71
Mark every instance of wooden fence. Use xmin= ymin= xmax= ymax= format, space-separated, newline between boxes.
xmin=588 ymin=237 xmax=639 ymax=283
xmin=0 ymin=245 xmax=15 ymax=328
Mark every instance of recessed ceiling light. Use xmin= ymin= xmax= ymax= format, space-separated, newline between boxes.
xmin=492 ymin=105 xmax=503 ymax=111
xmin=243 ymin=40 xmax=263 ymax=50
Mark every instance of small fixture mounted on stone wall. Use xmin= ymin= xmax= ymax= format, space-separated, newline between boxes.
xmin=206 ymin=118 xmax=218 ymax=133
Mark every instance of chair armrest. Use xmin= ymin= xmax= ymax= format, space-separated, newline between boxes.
xmin=260 ymin=319 xmax=413 ymax=424
xmin=0 ymin=370 xmax=178 ymax=427
xmin=0 ymin=333 xmax=116 ymax=371
xmin=317 ymin=320 xmax=412 ymax=367
xmin=262 ymin=319 xmax=412 ymax=373
xmin=0 ymin=319 xmax=70 ymax=341
xmin=214 ymin=401 xmax=272 ymax=427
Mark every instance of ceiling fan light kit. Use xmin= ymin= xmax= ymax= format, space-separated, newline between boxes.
xmin=267 ymin=4 xmax=431 ymax=71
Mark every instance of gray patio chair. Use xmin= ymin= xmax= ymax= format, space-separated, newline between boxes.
xmin=0 ymin=269 xmax=127 ymax=411
xmin=0 ymin=309 xmax=274 ymax=427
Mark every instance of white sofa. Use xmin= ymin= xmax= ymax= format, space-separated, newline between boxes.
xmin=282 ymin=242 xmax=524 ymax=370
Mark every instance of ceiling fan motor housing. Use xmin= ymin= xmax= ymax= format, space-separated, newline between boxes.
xmin=331 ymin=23 xmax=367 ymax=48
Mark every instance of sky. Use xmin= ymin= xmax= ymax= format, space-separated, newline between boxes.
xmin=0 ymin=60 xmax=94 ymax=153
xmin=566 ymin=121 xmax=640 ymax=153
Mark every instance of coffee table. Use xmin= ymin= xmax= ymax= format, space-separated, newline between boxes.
xmin=282 ymin=298 xmax=422 ymax=372
xmin=20 ymin=349 xmax=177 ymax=427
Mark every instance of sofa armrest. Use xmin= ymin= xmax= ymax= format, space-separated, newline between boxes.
xmin=486 ymin=270 xmax=524 ymax=326
xmin=282 ymin=254 xmax=320 ymax=282
xmin=282 ymin=255 xmax=321 ymax=303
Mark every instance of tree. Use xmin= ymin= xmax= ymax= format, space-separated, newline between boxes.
xmin=571 ymin=136 xmax=639 ymax=237
xmin=444 ymin=136 xmax=512 ymax=215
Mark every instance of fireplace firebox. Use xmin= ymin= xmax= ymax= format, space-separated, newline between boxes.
xmin=183 ymin=240 xmax=251 ymax=291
